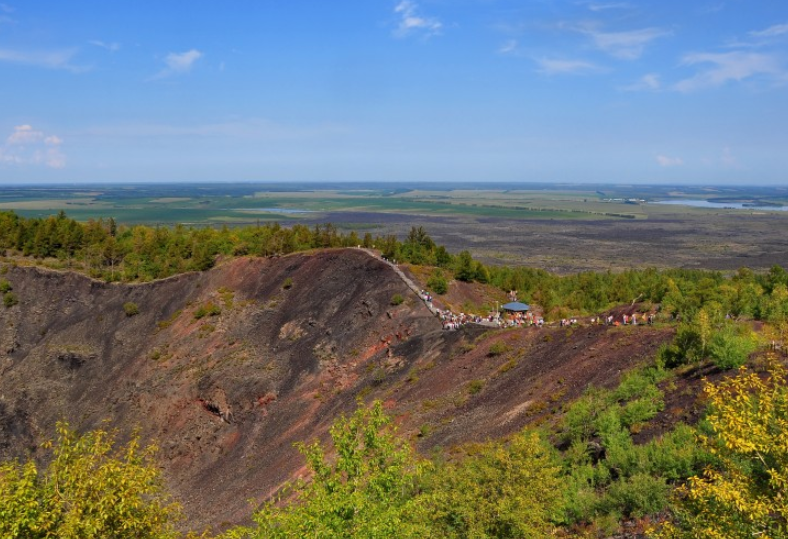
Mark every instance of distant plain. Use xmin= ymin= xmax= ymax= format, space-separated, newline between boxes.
xmin=3 ymin=182 xmax=788 ymax=273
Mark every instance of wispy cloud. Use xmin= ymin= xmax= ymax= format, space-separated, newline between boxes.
xmin=0 ymin=3 xmax=14 ymax=24
xmin=393 ymin=1 xmax=442 ymax=38
xmin=0 ymin=125 xmax=66 ymax=168
xmin=698 ymin=3 xmax=725 ymax=15
xmin=750 ymin=23 xmax=788 ymax=39
xmin=727 ymin=22 xmax=788 ymax=49
xmin=89 ymin=40 xmax=120 ymax=52
xmin=535 ymin=57 xmax=598 ymax=75
xmin=0 ymin=47 xmax=85 ymax=71
xmin=498 ymin=39 xmax=518 ymax=54
xmin=151 ymin=49 xmax=203 ymax=79
xmin=586 ymin=2 xmax=631 ymax=12
xmin=656 ymin=154 xmax=682 ymax=167
xmin=584 ymin=27 xmax=670 ymax=59
xmin=623 ymin=73 xmax=661 ymax=91
xmin=674 ymin=51 xmax=785 ymax=92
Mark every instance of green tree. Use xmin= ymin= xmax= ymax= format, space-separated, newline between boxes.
xmin=656 ymin=362 xmax=788 ymax=539
xmin=455 ymin=250 xmax=475 ymax=282
xmin=707 ymin=323 xmax=757 ymax=369
xmin=427 ymin=269 xmax=448 ymax=295
xmin=0 ymin=423 xmax=180 ymax=539
xmin=224 ymin=401 xmax=426 ymax=539
xmin=414 ymin=431 xmax=562 ymax=538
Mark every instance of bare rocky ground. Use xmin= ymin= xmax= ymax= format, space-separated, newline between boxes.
xmin=0 ymin=249 xmax=703 ymax=532
xmin=309 ymin=211 xmax=788 ymax=273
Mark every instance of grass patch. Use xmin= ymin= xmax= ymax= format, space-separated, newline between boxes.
xmin=488 ymin=341 xmax=510 ymax=357
xmin=467 ymin=379 xmax=485 ymax=395
xmin=123 ymin=302 xmax=140 ymax=317
xmin=194 ymin=302 xmax=221 ymax=320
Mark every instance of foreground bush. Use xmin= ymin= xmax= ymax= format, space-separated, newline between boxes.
xmin=656 ymin=361 xmax=788 ymax=539
xmin=0 ymin=423 xmax=180 ymax=539
xmin=222 ymin=401 xmax=564 ymax=539
xmin=223 ymin=401 xmax=427 ymax=539
xmin=415 ymin=431 xmax=562 ymax=539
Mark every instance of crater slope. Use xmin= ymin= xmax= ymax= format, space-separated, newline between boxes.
xmin=0 ymin=248 xmax=673 ymax=530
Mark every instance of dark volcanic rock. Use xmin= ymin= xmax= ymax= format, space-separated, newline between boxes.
xmin=0 ymin=249 xmax=677 ymax=532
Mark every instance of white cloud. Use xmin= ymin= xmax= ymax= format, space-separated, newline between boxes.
xmin=152 ymin=49 xmax=203 ymax=79
xmin=89 ymin=40 xmax=120 ymax=52
xmin=727 ymin=22 xmax=788 ymax=49
xmin=698 ymin=3 xmax=725 ymax=15
xmin=750 ymin=23 xmax=788 ymax=38
xmin=623 ymin=73 xmax=661 ymax=91
xmin=584 ymin=27 xmax=670 ymax=59
xmin=656 ymin=154 xmax=683 ymax=167
xmin=0 ymin=125 xmax=65 ymax=168
xmin=165 ymin=49 xmax=202 ymax=72
xmin=535 ymin=57 xmax=598 ymax=75
xmin=0 ymin=4 xmax=13 ymax=24
xmin=0 ymin=47 xmax=84 ymax=71
xmin=586 ymin=2 xmax=631 ymax=12
xmin=498 ymin=39 xmax=518 ymax=54
xmin=674 ymin=51 xmax=785 ymax=92
xmin=393 ymin=1 xmax=442 ymax=38
xmin=7 ymin=124 xmax=43 ymax=145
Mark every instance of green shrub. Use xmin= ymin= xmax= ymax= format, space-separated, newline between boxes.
xmin=564 ymin=389 xmax=606 ymax=444
xmin=601 ymin=473 xmax=670 ymax=518
xmin=708 ymin=324 xmax=757 ymax=369
xmin=613 ymin=367 xmax=668 ymax=402
xmin=467 ymin=379 xmax=485 ymax=395
xmin=0 ymin=423 xmax=181 ymax=539
xmin=426 ymin=270 xmax=448 ymax=295
xmin=390 ymin=293 xmax=404 ymax=306
xmin=498 ymin=359 xmax=517 ymax=374
xmin=0 ymin=278 xmax=10 ymax=293
xmin=194 ymin=301 xmax=221 ymax=320
xmin=123 ymin=301 xmax=140 ymax=317
xmin=620 ymin=395 xmax=664 ymax=428
xmin=223 ymin=401 xmax=426 ymax=538
xmin=488 ymin=341 xmax=509 ymax=356
xmin=3 ymin=291 xmax=18 ymax=308
xmin=282 ymin=277 xmax=293 ymax=290
xmin=642 ymin=423 xmax=710 ymax=480
xmin=416 ymin=431 xmax=562 ymax=539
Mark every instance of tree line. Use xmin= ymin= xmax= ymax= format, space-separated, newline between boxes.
xmin=2 ymin=211 xmax=787 ymax=325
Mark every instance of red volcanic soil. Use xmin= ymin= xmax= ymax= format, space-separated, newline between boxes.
xmin=0 ymin=249 xmax=680 ymax=532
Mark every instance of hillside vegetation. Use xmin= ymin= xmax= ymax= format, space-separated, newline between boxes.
xmin=3 ymin=210 xmax=788 ymax=323
xmin=1 ymin=211 xmax=787 ymax=537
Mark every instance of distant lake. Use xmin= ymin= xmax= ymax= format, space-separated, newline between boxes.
xmin=247 ymin=208 xmax=315 ymax=214
xmin=651 ymin=199 xmax=788 ymax=211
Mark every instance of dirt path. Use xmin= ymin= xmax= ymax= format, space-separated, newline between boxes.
xmin=358 ymin=248 xmax=499 ymax=328
xmin=359 ymin=248 xmax=438 ymax=313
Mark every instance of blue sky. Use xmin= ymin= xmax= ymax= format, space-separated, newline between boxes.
xmin=0 ymin=1 xmax=786 ymax=184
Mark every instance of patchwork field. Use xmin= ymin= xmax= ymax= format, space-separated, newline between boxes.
xmin=3 ymin=182 xmax=788 ymax=273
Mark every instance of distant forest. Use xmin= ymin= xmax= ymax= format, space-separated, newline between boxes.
xmin=1 ymin=209 xmax=787 ymax=323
